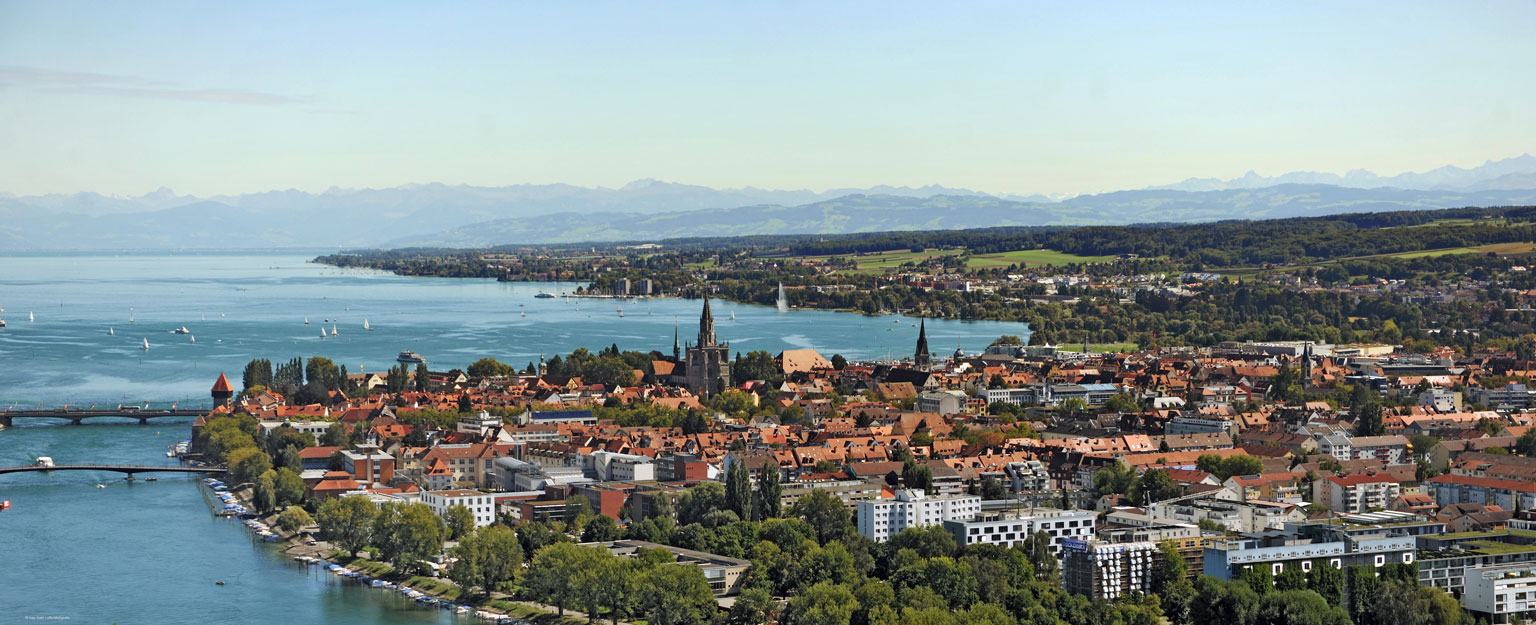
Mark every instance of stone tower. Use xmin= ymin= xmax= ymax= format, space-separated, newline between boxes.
xmin=685 ymin=295 xmax=732 ymax=397
xmin=211 ymin=372 xmax=234 ymax=407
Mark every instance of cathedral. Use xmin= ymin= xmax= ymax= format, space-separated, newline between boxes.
xmin=682 ymin=295 xmax=732 ymax=398
xmin=913 ymin=318 xmax=932 ymax=370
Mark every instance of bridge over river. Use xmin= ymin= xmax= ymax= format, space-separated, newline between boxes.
xmin=0 ymin=408 xmax=205 ymax=427
xmin=0 ymin=464 xmax=226 ymax=477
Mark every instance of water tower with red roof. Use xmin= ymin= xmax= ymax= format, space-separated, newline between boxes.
xmin=211 ymin=372 xmax=234 ymax=407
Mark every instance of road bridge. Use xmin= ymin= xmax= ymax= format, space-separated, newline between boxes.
xmin=0 ymin=464 xmax=226 ymax=476
xmin=0 ymin=409 xmax=205 ymax=427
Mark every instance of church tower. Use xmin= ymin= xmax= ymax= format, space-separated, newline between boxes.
xmin=914 ymin=319 xmax=932 ymax=369
xmin=211 ymin=372 xmax=234 ymax=407
xmin=685 ymin=295 xmax=732 ymax=397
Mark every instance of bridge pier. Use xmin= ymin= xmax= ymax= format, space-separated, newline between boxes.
xmin=70 ymin=418 xmax=84 ymax=426
xmin=139 ymin=417 xmax=149 ymax=425
xmin=0 ymin=416 xmax=10 ymax=428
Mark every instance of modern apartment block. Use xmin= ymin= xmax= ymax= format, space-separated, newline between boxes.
xmin=942 ymin=506 xmax=1096 ymax=553
xmin=1064 ymin=540 xmax=1159 ymax=599
xmin=856 ymin=489 xmax=981 ymax=542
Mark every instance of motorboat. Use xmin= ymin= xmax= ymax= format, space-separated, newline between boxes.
xmin=396 ymin=351 xmax=425 ymax=364
xmin=34 ymin=456 xmax=55 ymax=468
xmin=172 ymin=326 xmax=190 ymax=334
xmin=304 ymin=317 xmax=309 ymax=325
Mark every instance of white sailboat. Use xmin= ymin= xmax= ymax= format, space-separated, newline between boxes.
xmin=320 ymin=329 xmax=327 ymax=339
xmin=189 ymin=335 xmax=195 ymax=343
xmin=141 ymin=338 xmax=149 ymax=351
xmin=304 ymin=317 xmax=310 ymax=325
xmin=730 ymin=311 xmax=736 ymax=320
xmin=29 ymin=311 xmax=35 ymax=323
xmin=129 ymin=313 xmax=135 ymax=324
xmin=363 ymin=318 xmax=372 ymax=331
xmin=109 ymin=327 xmax=114 ymax=336
xmin=520 ymin=311 xmax=525 ymax=318
xmin=331 ymin=324 xmax=338 ymax=336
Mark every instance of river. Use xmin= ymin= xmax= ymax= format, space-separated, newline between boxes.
xmin=0 ymin=250 xmax=1030 ymax=623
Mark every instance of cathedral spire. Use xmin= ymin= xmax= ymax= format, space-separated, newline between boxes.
xmin=914 ymin=318 xmax=931 ymax=368
xmin=673 ymin=316 xmax=681 ymax=360
xmin=698 ymin=295 xmax=717 ymax=347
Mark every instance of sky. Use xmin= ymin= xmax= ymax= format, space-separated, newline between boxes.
xmin=1 ymin=1 xmax=1533 ymax=198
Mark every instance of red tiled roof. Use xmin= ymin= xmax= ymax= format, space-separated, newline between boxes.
xmin=212 ymin=373 xmax=234 ymax=393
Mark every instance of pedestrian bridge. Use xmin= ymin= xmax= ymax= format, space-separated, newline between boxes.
xmin=0 ymin=464 xmax=227 ymax=476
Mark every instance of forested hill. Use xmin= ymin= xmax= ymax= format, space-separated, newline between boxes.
xmin=382 ymin=185 xmax=1536 ymax=248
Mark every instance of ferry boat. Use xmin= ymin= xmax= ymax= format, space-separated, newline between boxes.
xmin=535 ymin=291 xmax=556 ymax=299
xmin=396 ymin=351 xmax=426 ymax=364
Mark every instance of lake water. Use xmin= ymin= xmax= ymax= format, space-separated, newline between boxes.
xmin=0 ymin=250 xmax=1029 ymax=406
xmin=0 ymin=250 xmax=1029 ymax=623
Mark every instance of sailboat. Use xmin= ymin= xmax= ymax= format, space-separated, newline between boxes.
xmin=304 ymin=317 xmax=310 ymax=325
xmin=109 ymin=328 xmax=114 ymax=336
xmin=331 ymin=324 xmax=338 ymax=336
xmin=730 ymin=311 xmax=736 ymax=320
xmin=363 ymin=318 xmax=372 ymax=331
xmin=129 ymin=313 xmax=134 ymax=324
xmin=189 ymin=335 xmax=195 ymax=343
xmin=29 ymin=311 xmax=35 ymax=323
xmin=141 ymin=338 xmax=150 ymax=351
xmin=319 ymin=329 xmax=327 ymax=339
xmin=520 ymin=311 xmax=525 ymax=318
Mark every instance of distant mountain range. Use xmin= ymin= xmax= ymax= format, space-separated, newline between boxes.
xmin=3 ymin=155 xmax=1536 ymax=250
xmin=1151 ymin=153 xmax=1536 ymax=192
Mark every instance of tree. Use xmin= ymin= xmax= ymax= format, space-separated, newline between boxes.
xmin=274 ymin=467 xmax=306 ymax=507
xmin=526 ymin=542 xmax=604 ymax=617
xmin=756 ymin=464 xmax=782 ymax=520
xmin=1373 ymin=580 xmax=1467 ymax=625
xmin=582 ymin=514 xmax=622 ymax=542
xmin=1020 ymin=531 xmax=1059 ymax=583
xmin=374 ymin=502 xmax=443 ymax=573
xmin=979 ymin=478 xmax=1008 ymax=500
xmin=316 ymin=495 xmax=376 ymax=557
xmin=1346 ymin=565 xmax=1381 ymax=625
xmin=467 ymin=357 xmax=515 ymax=378
xmin=450 ymin=525 xmax=524 ymax=597
xmin=458 ymin=393 xmax=473 ymax=413
xmin=677 ymin=481 xmax=727 ymax=526
xmin=1134 ymin=469 xmax=1180 ymax=505
xmin=1351 ymin=401 xmax=1384 ymax=437
xmin=726 ymin=458 xmax=755 ymax=520
xmin=639 ymin=561 xmax=718 ymax=625
xmin=415 ymin=361 xmax=430 ymax=391
xmin=276 ymin=506 xmax=314 ymax=533
xmin=444 ymin=504 xmax=475 ymax=541
xmin=1307 ymin=561 xmax=1345 ymax=607
xmin=1153 ymin=541 xmax=1195 ymax=625
xmin=321 ymin=422 xmax=348 ymax=447
xmin=903 ymin=462 xmax=934 ymax=494
xmin=1256 ymin=589 xmax=1351 ymax=625
xmin=1092 ymin=461 xmax=1134 ymax=497
xmin=734 ymin=350 xmax=779 ymax=382
xmin=794 ymin=490 xmax=852 ymax=544
xmin=1193 ymin=576 xmax=1259 ymax=625
xmin=831 ymin=354 xmax=848 ymax=370
xmin=305 ymin=356 xmax=342 ymax=391
xmin=227 ymin=446 xmax=272 ymax=485
xmin=786 ymin=580 xmax=860 ymax=625
xmin=729 ymin=587 xmax=779 ymax=625
xmin=254 ymin=470 xmax=278 ymax=514
xmin=1516 ymin=428 xmax=1536 ymax=457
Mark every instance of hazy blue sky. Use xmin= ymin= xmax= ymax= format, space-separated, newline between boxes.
xmin=1 ymin=1 xmax=1532 ymax=197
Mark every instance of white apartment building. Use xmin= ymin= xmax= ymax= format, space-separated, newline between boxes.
xmin=857 ymin=489 xmax=981 ymax=542
xmin=1462 ymin=563 xmax=1536 ymax=624
xmin=420 ymin=489 xmax=497 ymax=528
xmin=943 ymin=507 xmax=1096 ymax=552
